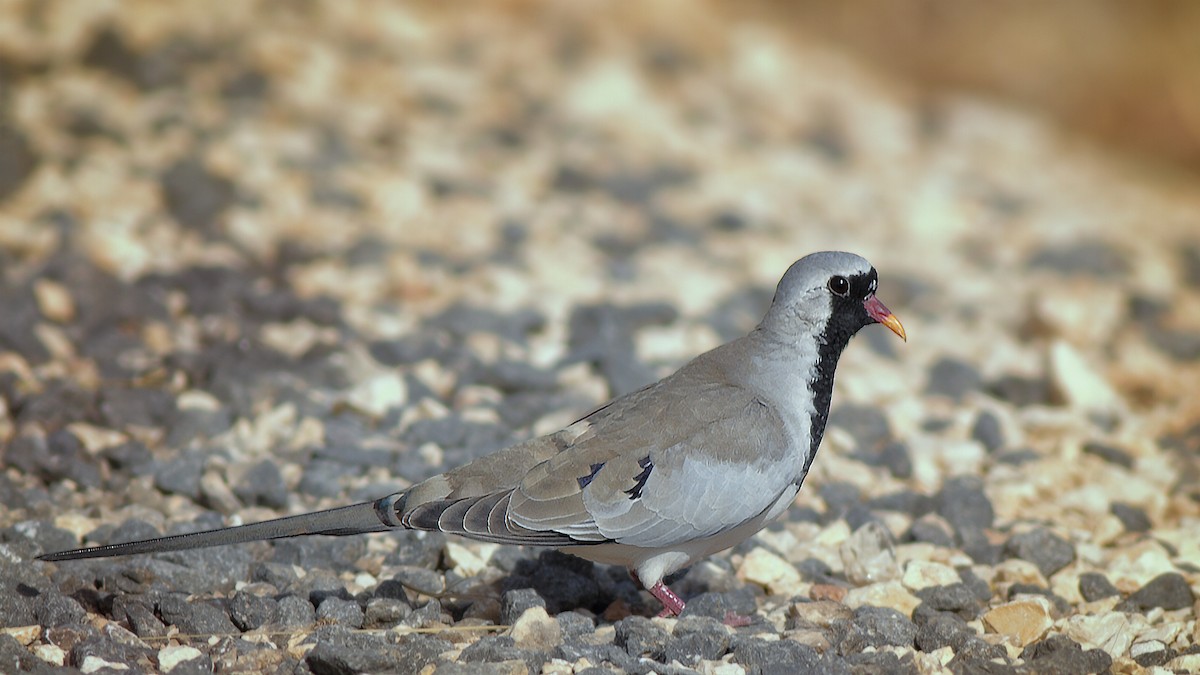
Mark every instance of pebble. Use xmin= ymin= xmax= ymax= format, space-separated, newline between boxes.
xmin=843 ymin=581 xmax=920 ymax=617
xmin=157 ymin=645 xmax=205 ymax=673
xmin=511 ymin=606 xmax=563 ymax=650
xmin=970 ymin=410 xmax=1005 ymax=453
xmin=839 ymin=606 xmax=917 ymax=653
xmin=1078 ymin=572 xmax=1121 ymax=602
xmin=1063 ymin=612 xmax=1134 ymax=658
xmin=738 ymin=547 xmax=806 ymax=596
xmin=981 ymin=598 xmax=1053 ymax=647
xmin=1005 ymin=528 xmax=1076 ymax=579
xmin=1109 ymin=502 xmax=1152 ymax=533
xmin=925 ymin=357 xmax=983 ymax=402
xmin=839 ymin=521 xmax=899 ymax=585
xmin=1117 ymin=573 xmax=1195 ymax=612
xmin=1047 ymin=340 xmax=1123 ymax=413
xmin=901 ymin=560 xmax=961 ymax=592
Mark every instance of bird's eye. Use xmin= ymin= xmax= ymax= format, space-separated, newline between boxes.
xmin=828 ymin=275 xmax=850 ymax=297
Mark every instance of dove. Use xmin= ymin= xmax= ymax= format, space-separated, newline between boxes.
xmin=40 ymin=251 xmax=905 ymax=620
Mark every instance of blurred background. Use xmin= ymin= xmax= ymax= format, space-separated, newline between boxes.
xmin=737 ymin=0 xmax=1200 ymax=176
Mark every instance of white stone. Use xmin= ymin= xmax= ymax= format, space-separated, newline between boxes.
xmin=1047 ymin=340 xmax=1122 ymax=413
xmin=0 ymin=625 xmax=40 ymax=645
xmin=158 ymin=645 xmax=204 ymax=672
xmin=345 ymin=372 xmax=407 ymax=417
xmin=1063 ymin=612 xmax=1133 ymax=658
xmin=840 ymin=521 xmax=899 ymax=585
xmin=901 ymin=560 xmax=960 ymax=591
xmin=33 ymin=644 xmax=65 ymax=666
xmin=81 ymin=656 xmax=129 ymax=673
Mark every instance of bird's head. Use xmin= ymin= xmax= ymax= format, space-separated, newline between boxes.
xmin=760 ymin=251 xmax=906 ymax=344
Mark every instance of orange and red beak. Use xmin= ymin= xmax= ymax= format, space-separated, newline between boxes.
xmin=864 ymin=296 xmax=906 ymax=341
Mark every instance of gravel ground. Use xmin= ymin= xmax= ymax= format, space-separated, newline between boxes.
xmin=1 ymin=3 xmax=1199 ymax=674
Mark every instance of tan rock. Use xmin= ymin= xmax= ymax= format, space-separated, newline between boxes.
xmin=0 ymin=625 xmax=40 ymax=646
xmin=1063 ymin=612 xmax=1134 ymax=658
xmin=901 ymin=560 xmax=960 ymax=592
xmin=981 ymin=599 xmax=1052 ymax=647
xmin=739 ymin=548 xmax=806 ymax=596
xmin=33 ymin=279 xmax=75 ymax=323
xmin=844 ymin=581 xmax=920 ymax=617
xmin=840 ymin=521 xmax=899 ymax=585
xmin=510 ymin=606 xmax=563 ymax=650
xmin=789 ymin=600 xmax=853 ymax=628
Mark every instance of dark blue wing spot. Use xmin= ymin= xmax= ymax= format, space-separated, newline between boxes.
xmin=625 ymin=456 xmax=653 ymax=500
xmin=577 ymin=462 xmax=605 ymax=489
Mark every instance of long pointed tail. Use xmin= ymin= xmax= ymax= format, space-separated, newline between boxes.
xmin=38 ymin=494 xmax=405 ymax=562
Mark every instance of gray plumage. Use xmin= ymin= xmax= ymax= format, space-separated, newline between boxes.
xmin=40 ymin=251 xmax=906 ymax=618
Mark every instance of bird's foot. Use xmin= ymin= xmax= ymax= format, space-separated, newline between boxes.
xmin=646 ymin=580 xmax=687 ymax=617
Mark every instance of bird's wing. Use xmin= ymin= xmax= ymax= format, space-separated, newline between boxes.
xmin=501 ymin=368 xmax=799 ymax=548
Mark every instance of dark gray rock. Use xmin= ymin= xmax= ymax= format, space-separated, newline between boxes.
xmin=934 ymin=477 xmax=994 ymax=539
xmin=664 ymin=629 xmax=730 ymax=665
xmin=878 ymin=441 xmax=914 ymax=479
xmin=554 ymin=643 xmax=639 ymax=674
xmin=845 ymin=650 xmax=917 ymax=674
xmin=907 ymin=518 xmax=955 ymax=548
xmin=819 ymin=482 xmax=862 ymax=522
xmin=158 ymin=594 xmax=238 ymax=634
xmin=316 ymin=597 xmax=365 ymax=629
xmin=1005 ymin=528 xmax=1075 ymax=578
xmin=1117 ymin=573 xmax=1195 ymax=612
xmin=614 ymin=615 xmax=669 ymax=659
xmin=1027 ymin=242 xmax=1128 ymax=278
xmin=556 ymin=611 xmax=596 ymax=639
xmin=838 ymin=606 xmax=917 ymax=654
xmin=154 ymin=454 xmax=205 ymax=498
xmin=161 ymin=158 xmax=235 ymax=233
xmin=230 ymin=591 xmax=279 ymax=631
xmin=364 ymin=598 xmax=412 ymax=628
xmin=730 ymin=637 xmax=842 ymax=675
xmin=830 ymin=404 xmax=892 ymax=451
xmin=274 ymin=594 xmax=316 ymax=629
xmin=1081 ymin=441 xmax=1134 ymax=469
xmin=0 ymin=634 xmax=38 ymax=672
xmin=987 ymin=374 xmax=1051 ymax=407
xmin=914 ymin=584 xmax=983 ymax=620
xmin=500 ymin=587 xmax=546 ymax=625
xmin=946 ymin=636 xmax=1009 ymax=671
xmin=460 ymin=635 xmax=546 ymax=672
xmin=99 ymin=386 xmax=174 ymax=429
xmin=971 ymin=411 xmax=1005 ymax=453
xmin=1110 ymin=502 xmax=1151 ymax=533
xmin=503 ymin=551 xmax=603 ymax=614
xmin=111 ymin=596 xmax=167 ymax=637
xmin=306 ymin=630 xmax=449 ymax=675
xmin=914 ymin=613 xmax=972 ymax=652
xmin=1077 ymin=573 xmax=1120 ymax=602
xmin=35 ymin=593 xmax=87 ymax=628
xmin=869 ymin=491 xmax=934 ymax=518
xmin=0 ymin=125 xmax=38 ymax=202
xmin=1020 ymin=634 xmax=1112 ymax=675
xmin=566 ymin=302 xmax=677 ymax=395
xmin=925 ymin=357 xmax=982 ymax=402
xmin=0 ymin=589 xmax=38 ymax=628
xmin=234 ymin=460 xmax=290 ymax=509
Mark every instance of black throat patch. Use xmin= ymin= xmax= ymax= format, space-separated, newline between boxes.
xmin=802 ymin=269 xmax=878 ymax=476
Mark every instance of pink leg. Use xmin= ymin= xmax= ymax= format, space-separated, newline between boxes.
xmin=630 ymin=569 xmax=752 ymax=626
xmin=646 ymin=581 xmax=687 ymax=617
